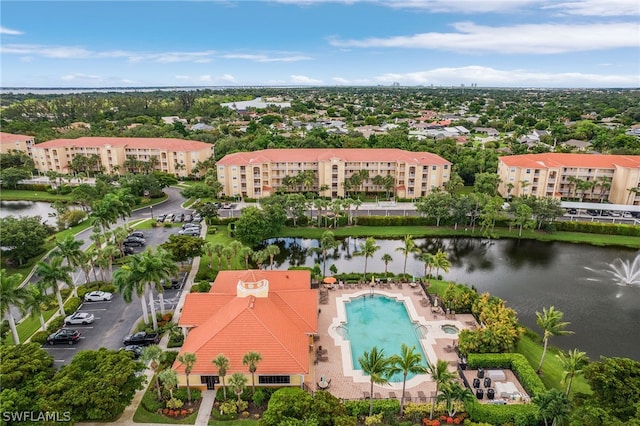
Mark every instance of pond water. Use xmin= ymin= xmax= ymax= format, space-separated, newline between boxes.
xmin=0 ymin=200 xmax=60 ymax=224
xmin=264 ymin=236 xmax=640 ymax=361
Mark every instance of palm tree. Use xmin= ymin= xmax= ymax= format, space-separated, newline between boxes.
xmin=396 ymin=235 xmax=419 ymax=278
xmin=141 ymin=247 xmax=179 ymax=322
xmin=0 ymin=269 xmax=28 ymax=344
xmin=251 ymin=250 xmax=268 ymax=270
xmin=437 ymin=382 xmax=475 ymax=418
xmin=242 ymin=351 xmax=262 ymax=395
xmin=222 ymin=246 xmax=235 ymax=270
xmin=240 ymin=246 xmax=254 ymax=269
xmin=314 ymin=197 xmax=330 ymax=227
xmin=35 ymin=255 xmax=73 ymax=316
xmin=355 ymin=237 xmax=380 ymax=281
xmin=419 ymin=251 xmax=436 ymax=283
xmin=536 ymin=306 xmax=573 ymax=374
xmin=228 ymin=372 xmax=248 ymax=403
xmin=358 ymin=346 xmax=393 ymax=417
xmin=388 ymin=344 xmax=428 ymax=415
xmin=55 ymin=235 xmax=84 ymax=292
xmin=229 ymin=240 xmax=244 ymax=260
xmin=319 ymin=230 xmax=338 ymax=277
xmin=556 ymin=349 xmax=589 ymax=396
xmin=203 ymin=241 xmax=216 ymax=268
xmin=141 ymin=345 xmax=165 ymax=400
xmin=158 ymin=369 xmax=178 ymax=400
xmin=381 ymin=253 xmax=393 ymax=277
xmin=99 ymin=244 xmax=120 ymax=280
xmin=212 ymin=243 xmax=224 ymax=268
xmin=627 ymin=187 xmax=639 ymax=205
xmin=265 ymin=244 xmax=280 ymax=270
xmin=427 ymin=359 xmax=456 ymax=420
xmin=177 ymin=352 xmax=197 ymax=403
xmin=212 ymin=354 xmax=230 ymax=400
xmin=432 ymin=249 xmax=451 ymax=281
xmin=113 ymin=260 xmax=149 ymax=324
xmin=24 ymin=284 xmax=51 ymax=331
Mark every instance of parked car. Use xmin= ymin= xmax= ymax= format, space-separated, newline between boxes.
xmin=84 ymin=291 xmax=113 ymax=302
xmin=123 ymin=331 xmax=160 ymax=346
xmin=566 ymin=208 xmax=577 ymax=215
xmin=222 ymin=202 xmax=231 ymax=209
xmin=64 ymin=312 xmax=95 ymax=325
xmin=120 ymin=246 xmax=134 ymax=256
xmin=179 ymin=228 xmax=201 ymax=236
xmin=120 ymin=345 xmax=143 ymax=359
xmin=175 ymin=213 xmax=184 ymax=223
xmin=164 ymin=213 xmax=175 ymax=223
xmin=609 ymin=211 xmax=621 ymax=217
xmin=586 ymin=210 xmax=599 ymax=216
xmin=123 ymin=236 xmax=145 ymax=247
xmin=182 ymin=223 xmax=201 ymax=230
xmin=162 ymin=277 xmax=182 ymax=289
xmin=128 ymin=231 xmax=144 ymax=239
xmin=184 ymin=214 xmax=193 ymax=222
xmin=192 ymin=214 xmax=202 ymax=222
xmin=47 ymin=329 xmax=81 ymax=345
xmin=622 ymin=211 xmax=633 ymax=218
xmin=156 ymin=214 xmax=166 ymax=222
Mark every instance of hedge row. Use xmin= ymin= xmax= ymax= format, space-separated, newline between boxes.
xmin=465 ymin=401 xmax=537 ymax=426
xmin=555 ymin=220 xmax=640 ymax=236
xmin=356 ymin=216 xmax=433 ymax=227
xmin=343 ymin=399 xmax=400 ymax=418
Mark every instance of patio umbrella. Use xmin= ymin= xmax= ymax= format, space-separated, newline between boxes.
xmin=323 ymin=277 xmax=337 ymax=284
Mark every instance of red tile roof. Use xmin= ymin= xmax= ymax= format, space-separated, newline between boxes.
xmin=499 ymin=153 xmax=640 ymax=169
xmin=32 ymin=136 xmax=214 ymax=152
xmin=174 ymin=270 xmax=317 ymax=376
xmin=217 ymin=148 xmax=450 ymax=166
xmin=0 ymin=132 xmax=33 ymax=143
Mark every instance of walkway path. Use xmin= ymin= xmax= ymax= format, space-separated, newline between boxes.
xmin=195 ymin=390 xmax=216 ymax=426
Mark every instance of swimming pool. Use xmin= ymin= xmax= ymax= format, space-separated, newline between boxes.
xmin=342 ymin=294 xmax=429 ymax=381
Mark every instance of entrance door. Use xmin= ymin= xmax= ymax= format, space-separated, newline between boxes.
xmin=200 ymin=375 xmax=219 ymax=390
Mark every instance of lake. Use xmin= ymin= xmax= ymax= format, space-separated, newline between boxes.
xmin=264 ymin=236 xmax=640 ymax=361
xmin=0 ymin=200 xmax=60 ymax=224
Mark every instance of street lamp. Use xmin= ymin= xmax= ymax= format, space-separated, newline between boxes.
xmin=370 ymin=283 xmax=374 ymax=298
xmin=149 ymin=205 xmax=154 ymax=220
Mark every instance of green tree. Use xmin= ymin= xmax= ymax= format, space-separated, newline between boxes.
xmin=415 ymin=191 xmax=453 ymax=226
xmin=141 ymin=345 xmax=165 ymax=401
xmin=437 ymin=381 xmax=474 ymax=418
xmin=432 ymin=249 xmax=451 ymax=281
xmin=242 ymin=351 xmax=262 ymax=396
xmin=0 ymin=269 xmax=28 ymax=344
xmin=265 ymin=244 xmax=280 ymax=270
xmin=160 ymin=234 xmax=205 ymax=263
xmin=557 ymin=349 xmax=589 ymax=396
xmin=227 ymin=372 xmax=248 ymax=403
xmin=533 ymin=388 xmax=572 ymax=426
xmin=388 ymin=344 xmax=428 ymax=415
xmin=319 ymin=230 xmax=338 ymax=278
xmin=140 ymin=247 xmax=179 ymax=323
xmin=234 ymin=207 xmax=272 ymax=246
xmin=113 ymin=258 xmax=150 ymax=325
xmin=57 ymin=235 xmax=85 ymax=281
xmin=24 ymin=283 xmax=51 ymax=331
xmin=381 ymin=253 xmax=393 ymax=277
xmin=221 ymin=246 xmax=234 ymax=270
xmin=536 ymin=306 xmax=573 ymax=374
xmin=0 ymin=167 xmax=30 ymax=189
xmin=0 ymin=216 xmax=50 ymax=266
xmin=35 ymin=255 xmax=73 ymax=317
xmin=396 ymin=235 xmax=419 ymax=278
xmin=354 ymin=237 xmax=380 ymax=281
xmin=427 ymin=359 xmax=456 ymax=420
xmin=358 ymin=346 xmax=393 ymax=417
xmin=261 ymin=387 xmax=314 ymax=426
xmin=158 ymin=368 xmax=178 ymax=399
xmin=583 ymin=357 xmax=640 ymax=422
xmin=177 ymin=352 xmax=197 ymax=403
xmin=212 ymin=354 xmax=230 ymax=400
xmin=474 ymin=172 xmax=501 ymax=196
xmin=240 ymin=246 xmax=254 ymax=269
xmin=511 ymin=202 xmax=534 ymax=237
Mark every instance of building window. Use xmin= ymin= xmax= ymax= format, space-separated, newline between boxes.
xmin=258 ymin=376 xmax=291 ymax=385
xmin=444 ymin=165 xmax=449 ymax=170
xmin=432 ymin=166 xmax=437 ymax=170
xmin=526 ymin=169 xmax=531 ymax=174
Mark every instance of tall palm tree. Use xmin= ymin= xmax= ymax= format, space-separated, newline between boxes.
xmin=536 ymin=306 xmax=573 ymax=374
xmin=0 ymin=269 xmax=28 ymax=344
xmin=419 ymin=251 xmax=436 ymax=282
xmin=99 ymin=244 xmax=120 ymax=280
xmin=35 ymin=255 xmax=73 ymax=316
xmin=24 ymin=284 xmax=52 ymax=331
xmin=427 ymin=359 xmax=456 ymax=420
xmin=432 ymin=249 xmax=451 ymax=281
xmin=113 ymin=258 xmax=149 ymax=324
xmin=55 ymin=235 xmax=84 ymax=293
xmin=265 ymin=244 xmax=280 ymax=270
xmin=212 ymin=243 xmax=224 ymax=268
xmin=203 ymin=241 xmax=216 ymax=268
xmin=229 ymin=240 xmax=244 ymax=260
xmin=242 ymin=351 xmax=262 ymax=395
xmin=314 ymin=197 xmax=330 ymax=227
xmin=141 ymin=247 xmax=179 ymax=322
xmin=381 ymin=253 xmax=393 ymax=277
xmin=158 ymin=369 xmax=178 ymax=400
xmin=212 ymin=354 xmax=230 ymax=400
xmin=437 ymin=382 xmax=475 ymax=418
xmin=177 ymin=352 xmax=197 ymax=403
xmin=388 ymin=344 xmax=428 ymax=415
xmin=319 ymin=230 xmax=338 ymax=277
xmin=556 ymin=349 xmax=589 ymax=396
xmin=396 ymin=235 xmax=419 ymax=278
xmin=355 ymin=237 xmax=380 ymax=282
xmin=239 ymin=246 xmax=254 ymax=269
xmin=228 ymin=372 xmax=248 ymax=403
xmin=251 ymin=250 xmax=268 ymax=270
xmin=222 ymin=246 xmax=235 ymax=270
xmin=141 ymin=345 xmax=165 ymax=400
xmin=358 ymin=346 xmax=393 ymax=417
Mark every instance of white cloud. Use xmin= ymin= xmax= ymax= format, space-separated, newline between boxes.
xmin=0 ymin=26 xmax=24 ymax=35
xmin=373 ymin=65 xmax=640 ymax=87
xmin=290 ymin=74 xmax=323 ymax=84
xmin=219 ymin=74 xmax=237 ymax=83
xmin=332 ymin=77 xmax=350 ymax=84
xmin=544 ymin=0 xmax=640 ymax=16
xmin=222 ymin=53 xmax=311 ymax=62
xmin=60 ymin=73 xmax=103 ymax=82
xmin=330 ymin=22 xmax=639 ymax=54
xmin=382 ymin=0 xmax=540 ymax=13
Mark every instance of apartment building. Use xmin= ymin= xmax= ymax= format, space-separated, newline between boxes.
xmin=0 ymin=132 xmax=35 ymax=158
xmin=216 ymin=148 xmax=451 ymax=199
xmin=497 ymin=153 xmax=640 ymax=205
xmin=29 ymin=137 xmax=214 ymax=177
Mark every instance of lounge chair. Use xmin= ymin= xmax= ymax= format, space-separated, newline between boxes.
xmin=404 ymin=391 xmax=412 ymax=402
xmin=374 ymin=392 xmax=382 ymax=399
xmin=389 ymin=391 xmax=397 ymax=399
xmin=317 ymin=355 xmax=329 ymax=362
xmin=363 ymin=391 xmax=371 ymax=399
xmin=417 ymin=390 xmax=427 ymax=402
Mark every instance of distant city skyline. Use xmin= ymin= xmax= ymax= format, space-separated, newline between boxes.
xmin=1 ymin=0 xmax=639 ymax=89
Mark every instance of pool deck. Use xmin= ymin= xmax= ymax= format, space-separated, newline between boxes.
xmin=313 ymin=282 xmax=477 ymax=402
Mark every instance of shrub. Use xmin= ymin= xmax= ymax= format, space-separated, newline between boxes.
xmin=30 ymin=330 xmax=50 ymax=345
xmin=219 ymin=401 xmax=237 ymax=415
xmin=64 ymin=296 xmax=82 ymax=314
xmin=46 ymin=316 xmax=65 ymax=332
xmin=160 ymin=351 xmax=179 ymax=370
xmin=253 ymin=389 xmax=266 ymax=408
xmin=166 ymin=398 xmax=183 ymax=410
xmin=241 ymin=411 xmax=250 ymax=418
xmin=174 ymin=388 xmax=201 ymax=402
xmin=142 ymin=390 xmax=164 ymax=413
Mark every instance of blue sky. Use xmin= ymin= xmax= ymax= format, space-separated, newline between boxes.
xmin=1 ymin=0 xmax=639 ymax=88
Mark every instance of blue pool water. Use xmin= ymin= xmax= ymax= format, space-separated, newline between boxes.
xmin=342 ymin=294 xmax=429 ymax=382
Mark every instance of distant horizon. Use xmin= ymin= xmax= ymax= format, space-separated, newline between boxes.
xmin=2 ymin=1 xmax=638 ymax=89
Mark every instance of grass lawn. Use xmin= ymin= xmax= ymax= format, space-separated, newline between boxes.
xmin=6 ymin=306 xmax=58 ymax=345
xmin=276 ymin=225 xmax=640 ymax=249
xmin=516 ymin=334 xmax=591 ymax=396
xmin=0 ymin=189 xmax=73 ymax=202
xmin=133 ymin=405 xmax=198 ymax=424
xmin=196 ymin=226 xmax=247 ymax=276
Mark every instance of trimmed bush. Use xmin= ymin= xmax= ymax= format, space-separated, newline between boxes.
xmin=30 ymin=330 xmax=50 ymax=345
xmin=141 ymin=390 xmax=164 ymax=413
xmin=64 ymin=296 xmax=82 ymax=314
xmin=343 ymin=399 xmax=400 ymax=418
xmin=174 ymin=387 xmax=201 ymax=402
xmin=46 ymin=316 xmax=65 ymax=332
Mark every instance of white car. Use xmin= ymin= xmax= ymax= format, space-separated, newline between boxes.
xmin=84 ymin=291 xmax=113 ymax=302
xmin=64 ymin=312 xmax=95 ymax=325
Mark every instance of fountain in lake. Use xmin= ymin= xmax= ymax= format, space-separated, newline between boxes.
xmin=606 ymin=253 xmax=640 ymax=287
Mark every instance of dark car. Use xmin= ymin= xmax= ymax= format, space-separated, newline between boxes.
xmin=123 ymin=331 xmax=160 ymax=346
xmin=121 ymin=246 xmax=134 ymax=256
xmin=47 ymin=329 xmax=81 ymax=345
xmin=120 ymin=345 xmax=143 ymax=359
xmin=566 ymin=208 xmax=577 ymax=215
xmin=123 ymin=236 xmax=146 ymax=247
xmin=162 ymin=277 xmax=182 ymax=289
xmin=128 ymin=231 xmax=144 ymax=239
xmin=586 ymin=210 xmax=599 ymax=216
